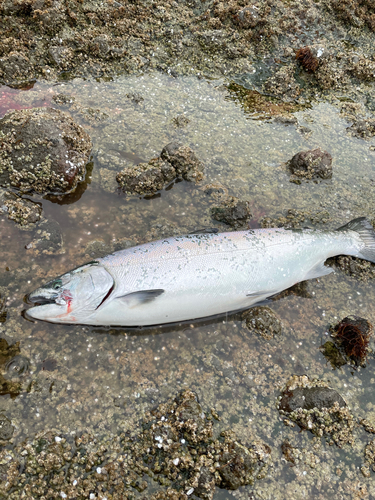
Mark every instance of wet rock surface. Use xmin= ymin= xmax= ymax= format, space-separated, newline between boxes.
xmin=279 ymin=376 xmax=355 ymax=447
xmin=0 ymin=389 xmax=272 ymax=499
xmin=0 ymin=192 xmax=42 ymax=227
xmin=330 ymin=315 xmax=372 ymax=366
xmin=116 ymin=158 xmax=176 ymax=195
xmin=288 ymin=148 xmax=333 ymax=183
xmin=117 ymin=143 xmax=204 ymax=195
xmin=210 ymin=196 xmax=251 ymax=228
xmin=25 ymin=218 xmax=64 ymax=255
xmin=362 ymin=440 xmax=375 ymax=477
xmin=347 ymin=117 xmax=375 ymax=139
xmin=160 ymin=142 xmax=204 ymax=183
xmin=242 ymin=306 xmax=283 ymax=340
xmin=0 ymin=107 xmax=92 ymax=195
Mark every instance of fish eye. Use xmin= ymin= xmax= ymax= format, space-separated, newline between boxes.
xmin=52 ymin=279 xmax=62 ymax=290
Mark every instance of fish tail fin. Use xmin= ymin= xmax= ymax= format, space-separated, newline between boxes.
xmin=337 ymin=217 xmax=375 ymax=263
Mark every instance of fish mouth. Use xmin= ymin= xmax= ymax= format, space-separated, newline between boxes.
xmin=26 ymin=303 xmax=66 ymax=323
xmin=27 ymin=292 xmax=59 ymax=306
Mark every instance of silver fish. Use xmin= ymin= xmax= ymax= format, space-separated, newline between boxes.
xmin=27 ymin=218 xmax=375 ymax=326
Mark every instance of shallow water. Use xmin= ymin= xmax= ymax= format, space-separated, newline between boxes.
xmin=1 ymin=73 xmax=375 ymax=498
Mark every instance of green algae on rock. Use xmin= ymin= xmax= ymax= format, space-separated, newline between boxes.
xmin=0 ymin=107 xmax=92 ymax=195
xmin=278 ymin=375 xmax=355 ymax=447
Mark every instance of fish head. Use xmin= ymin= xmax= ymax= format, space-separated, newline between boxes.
xmin=26 ymin=262 xmax=114 ymax=324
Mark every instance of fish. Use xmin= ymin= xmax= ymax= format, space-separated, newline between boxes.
xmin=26 ymin=218 xmax=375 ymax=327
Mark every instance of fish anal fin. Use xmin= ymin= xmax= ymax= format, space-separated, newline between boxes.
xmin=117 ymin=289 xmax=165 ymax=308
xmin=305 ymin=261 xmax=333 ymax=281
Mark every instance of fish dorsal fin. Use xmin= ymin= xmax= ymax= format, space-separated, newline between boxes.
xmin=304 ymin=261 xmax=333 ymax=281
xmin=116 ymin=289 xmax=165 ymax=308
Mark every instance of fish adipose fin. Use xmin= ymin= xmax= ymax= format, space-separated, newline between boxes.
xmin=304 ymin=261 xmax=333 ymax=281
xmin=117 ymin=289 xmax=165 ymax=308
xmin=337 ymin=217 xmax=375 ymax=263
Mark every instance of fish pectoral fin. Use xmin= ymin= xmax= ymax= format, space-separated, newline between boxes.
xmin=304 ymin=261 xmax=333 ymax=281
xmin=116 ymin=289 xmax=165 ymax=308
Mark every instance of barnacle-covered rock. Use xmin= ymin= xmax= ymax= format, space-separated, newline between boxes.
xmin=160 ymin=142 xmax=204 ymax=182
xmin=116 ymin=158 xmax=176 ymax=195
xmin=0 ymin=108 xmax=92 ymax=195
xmin=278 ymin=376 xmax=355 ymax=447
xmin=210 ymin=196 xmax=251 ymax=228
xmin=0 ymin=192 xmax=42 ymax=227
xmin=242 ymin=306 xmax=282 ymax=340
xmin=288 ymin=148 xmax=333 ymax=183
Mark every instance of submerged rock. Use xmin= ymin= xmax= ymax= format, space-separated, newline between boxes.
xmin=320 ymin=341 xmax=347 ymax=369
xmin=288 ymin=148 xmax=333 ymax=183
xmin=0 ymin=389 xmax=272 ymax=498
xmin=0 ymin=107 xmax=92 ymax=195
xmin=210 ymin=196 xmax=251 ymax=228
xmin=330 ymin=315 xmax=372 ymax=366
xmin=26 ymin=218 xmax=64 ymax=255
xmin=278 ymin=376 xmax=354 ymax=447
xmin=362 ymin=440 xmax=375 ymax=477
xmin=116 ymin=158 xmax=176 ymax=195
xmin=160 ymin=142 xmax=204 ymax=182
xmin=136 ymin=389 xmax=271 ymax=498
xmin=1 ymin=193 xmax=42 ymax=227
xmin=347 ymin=117 xmax=375 ymax=139
xmin=242 ymin=306 xmax=282 ymax=340
xmin=117 ymin=143 xmax=204 ymax=195
xmin=0 ymin=414 xmax=14 ymax=441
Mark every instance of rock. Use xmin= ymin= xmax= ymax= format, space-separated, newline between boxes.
xmin=330 ymin=315 xmax=372 ymax=365
xmin=242 ymin=306 xmax=282 ymax=340
xmin=320 ymin=341 xmax=347 ymax=369
xmin=203 ymin=182 xmax=228 ymax=201
xmin=233 ymin=6 xmax=260 ymax=29
xmin=217 ymin=435 xmax=271 ymax=490
xmin=0 ymin=296 xmax=7 ymax=323
xmin=0 ymin=52 xmax=32 ymax=84
xmin=0 ymin=414 xmax=14 ymax=440
xmin=160 ymin=142 xmax=204 ymax=182
xmin=135 ymin=389 xmax=271 ymax=498
xmin=27 ymin=219 xmax=64 ymax=255
xmin=117 ymin=143 xmax=204 ymax=194
xmin=48 ymin=47 xmax=74 ymax=69
xmin=0 ymin=108 xmax=92 ymax=195
xmin=278 ymin=376 xmax=354 ymax=447
xmin=0 ymin=338 xmax=20 ymax=367
xmin=327 ymin=254 xmax=375 ymax=281
xmin=288 ymin=148 xmax=333 ymax=183
xmin=1 ymin=193 xmax=42 ymax=227
xmin=210 ymin=196 xmax=251 ymax=228
xmin=362 ymin=440 xmax=375 ymax=476
xmin=116 ymin=158 xmax=176 ymax=195
xmin=279 ymin=386 xmax=346 ymax=413
xmin=347 ymin=118 xmax=375 ymax=139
